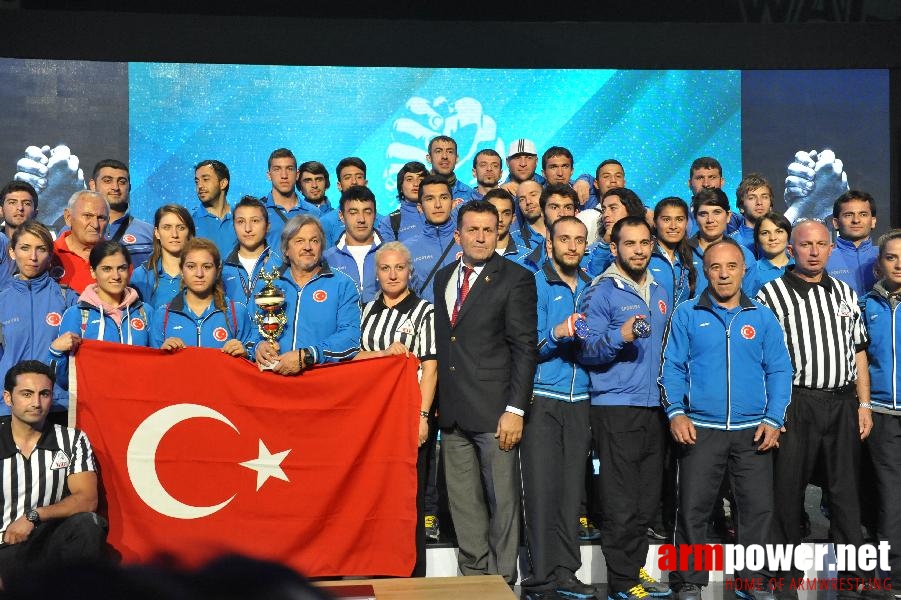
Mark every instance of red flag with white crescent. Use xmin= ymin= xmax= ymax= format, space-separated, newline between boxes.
xmin=72 ymin=341 xmax=420 ymax=577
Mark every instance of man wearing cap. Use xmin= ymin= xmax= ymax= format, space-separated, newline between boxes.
xmin=500 ymin=139 xmax=545 ymax=195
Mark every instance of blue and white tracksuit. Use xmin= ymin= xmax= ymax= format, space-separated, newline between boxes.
xmin=249 ymin=263 xmax=361 ymax=365
xmin=827 ymin=236 xmax=878 ymax=297
xmin=863 ymin=284 xmax=901 ymax=410
xmin=659 ymin=290 xmax=793 ymax=429
xmin=0 ymin=233 xmax=12 ymax=290
xmin=322 ymin=234 xmax=381 ymax=304
xmin=648 ymin=244 xmax=693 ymax=311
xmin=105 ymin=213 xmax=154 ymax=267
xmin=192 ymin=204 xmax=238 ymax=256
xmin=151 ymin=290 xmax=252 ymax=349
xmin=377 ymin=199 xmax=427 ymax=243
xmin=47 ymin=294 xmax=153 ymax=388
xmin=534 ymin=262 xmax=592 ymax=402
xmin=406 ymin=219 xmax=460 ymax=304
xmin=578 ymin=267 xmax=670 ymax=407
xmin=262 ymin=192 xmax=320 ymax=252
xmin=585 ymin=240 xmax=613 ymax=278
xmin=0 ymin=273 xmax=78 ymax=413
xmin=131 ymin=260 xmax=182 ymax=310
xmin=756 ymin=254 xmax=794 ymax=289
xmin=221 ymin=245 xmax=282 ymax=305
xmin=729 ymin=221 xmax=757 ymax=259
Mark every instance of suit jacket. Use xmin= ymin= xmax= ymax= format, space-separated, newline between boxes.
xmin=434 ymin=252 xmax=538 ymax=432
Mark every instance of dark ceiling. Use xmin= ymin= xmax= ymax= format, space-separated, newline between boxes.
xmin=9 ymin=0 xmax=901 ymax=22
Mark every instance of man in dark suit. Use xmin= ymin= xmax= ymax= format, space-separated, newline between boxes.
xmin=434 ymin=199 xmax=538 ymax=586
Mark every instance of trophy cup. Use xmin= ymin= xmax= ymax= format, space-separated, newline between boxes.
xmin=254 ymin=268 xmax=287 ymax=370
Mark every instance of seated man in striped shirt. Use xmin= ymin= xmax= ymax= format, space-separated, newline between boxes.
xmin=0 ymin=360 xmax=107 ymax=584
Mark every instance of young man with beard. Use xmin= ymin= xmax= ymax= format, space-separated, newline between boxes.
xmin=730 ymin=174 xmax=774 ymax=257
xmin=520 ymin=216 xmax=595 ymax=600
xmin=511 ymin=179 xmax=547 ymax=254
xmin=579 ymin=216 xmax=672 ymax=600
xmin=662 ymin=239 xmax=792 ymax=600
xmin=469 ymin=149 xmax=503 ymax=201
xmin=517 ymin=184 xmax=579 ymax=273
xmin=192 ymin=159 xmax=237 ymax=254
xmin=88 ymin=160 xmax=153 ymax=266
xmin=426 ymin=136 xmax=472 ymax=203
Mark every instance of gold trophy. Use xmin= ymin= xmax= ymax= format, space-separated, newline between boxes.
xmin=254 ymin=268 xmax=287 ymax=370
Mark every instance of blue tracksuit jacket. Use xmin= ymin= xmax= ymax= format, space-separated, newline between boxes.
xmin=579 ymin=267 xmax=670 ymax=407
xmin=534 ymin=261 xmax=592 ymax=402
xmin=659 ymin=290 xmax=793 ymax=429
xmin=249 ymin=262 xmax=361 ymax=365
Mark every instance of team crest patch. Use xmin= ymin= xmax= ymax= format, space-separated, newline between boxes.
xmin=212 ymin=327 xmax=229 ymax=342
xmin=312 ymin=290 xmax=328 ymax=302
xmin=398 ymin=319 xmax=415 ymax=336
xmin=658 ymin=299 xmax=667 ymax=315
xmin=741 ymin=325 xmax=756 ymax=340
xmin=45 ymin=312 xmax=61 ymax=326
xmin=50 ymin=451 xmax=70 ymax=470
xmin=122 ymin=233 xmax=137 ymax=244
xmin=130 ymin=318 xmax=146 ymax=331
xmin=838 ymin=301 xmax=852 ymax=318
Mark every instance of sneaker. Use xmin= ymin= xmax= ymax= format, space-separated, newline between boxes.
xmin=555 ymin=571 xmax=597 ymax=598
xmin=609 ymin=584 xmax=651 ymax=600
xmin=675 ymin=583 xmax=702 ymax=600
xmin=639 ymin=568 xmax=672 ymax=597
xmin=524 ymin=590 xmax=564 ymax=600
xmin=578 ymin=516 xmax=601 ymax=541
xmin=424 ymin=514 xmax=439 ymax=541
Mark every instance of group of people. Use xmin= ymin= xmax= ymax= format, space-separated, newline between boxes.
xmin=0 ymin=135 xmax=897 ymax=600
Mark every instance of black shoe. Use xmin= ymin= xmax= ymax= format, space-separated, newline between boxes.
xmin=646 ymin=526 xmax=669 ymax=541
xmin=524 ymin=590 xmax=565 ymax=600
xmin=555 ymin=571 xmax=596 ymax=598
xmin=675 ymin=583 xmax=702 ymax=600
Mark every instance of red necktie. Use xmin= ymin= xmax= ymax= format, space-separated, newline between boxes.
xmin=451 ymin=266 xmax=473 ymax=326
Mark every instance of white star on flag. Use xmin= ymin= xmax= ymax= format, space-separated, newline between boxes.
xmin=239 ymin=440 xmax=291 ymax=491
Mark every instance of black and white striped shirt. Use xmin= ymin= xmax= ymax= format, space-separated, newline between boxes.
xmin=0 ymin=422 xmax=96 ymax=536
xmin=361 ymin=291 xmax=437 ymax=365
xmin=756 ymin=269 xmax=868 ymax=389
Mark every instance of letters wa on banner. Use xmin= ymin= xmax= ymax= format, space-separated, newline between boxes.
xmin=72 ymin=341 xmax=420 ymax=576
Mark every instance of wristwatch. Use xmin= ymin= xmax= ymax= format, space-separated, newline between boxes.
xmin=302 ymin=347 xmax=315 ymax=369
xmin=25 ymin=509 xmax=41 ymax=526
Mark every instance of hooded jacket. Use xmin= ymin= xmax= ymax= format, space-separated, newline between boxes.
xmin=578 ymin=265 xmax=669 ymax=407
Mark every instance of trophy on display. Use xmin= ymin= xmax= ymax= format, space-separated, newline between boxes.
xmin=254 ymin=268 xmax=287 ymax=369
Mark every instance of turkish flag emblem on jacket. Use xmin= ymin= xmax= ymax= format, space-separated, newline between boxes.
xmin=72 ymin=341 xmax=419 ymax=577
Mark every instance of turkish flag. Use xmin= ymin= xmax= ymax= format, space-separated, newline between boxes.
xmin=72 ymin=341 xmax=420 ymax=577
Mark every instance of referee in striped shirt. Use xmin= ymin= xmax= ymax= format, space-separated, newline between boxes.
xmin=0 ymin=360 xmax=107 ymax=583
xmin=756 ymin=220 xmax=885 ymax=600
